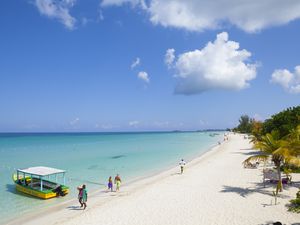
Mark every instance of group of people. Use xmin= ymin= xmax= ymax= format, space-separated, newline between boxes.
xmin=107 ymin=174 xmax=122 ymax=192
xmin=224 ymin=133 xmax=229 ymax=141
xmin=77 ymin=174 xmax=122 ymax=209
xmin=77 ymin=159 xmax=187 ymax=210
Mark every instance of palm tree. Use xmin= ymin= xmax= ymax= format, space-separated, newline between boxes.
xmin=250 ymin=120 xmax=263 ymax=144
xmin=244 ymin=131 xmax=285 ymax=191
xmin=244 ymin=127 xmax=300 ymax=192
xmin=280 ymin=125 xmax=300 ymax=167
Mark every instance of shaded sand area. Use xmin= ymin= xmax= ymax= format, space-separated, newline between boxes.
xmin=8 ymin=134 xmax=300 ymax=225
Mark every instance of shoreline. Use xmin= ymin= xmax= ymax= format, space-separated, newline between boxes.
xmin=7 ymin=138 xmax=223 ymax=225
xmin=7 ymin=133 xmax=300 ymax=225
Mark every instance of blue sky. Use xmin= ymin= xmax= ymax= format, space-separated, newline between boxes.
xmin=0 ymin=0 xmax=299 ymax=132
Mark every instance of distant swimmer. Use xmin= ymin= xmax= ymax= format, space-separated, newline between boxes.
xmin=114 ymin=174 xmax=122 ymax=191
xmin=179 ymin=159 xmax=186 ymax=174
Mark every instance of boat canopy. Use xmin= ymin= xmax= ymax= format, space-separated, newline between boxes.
xmin=17 ymin=166 xmax=65 ymax=177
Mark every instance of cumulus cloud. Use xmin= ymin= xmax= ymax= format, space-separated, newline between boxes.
xmin=271 ymin=66 xmax=300 ymax=94
xmin=169 ymin=32 xmax=257 ymax=95
xmin=148 ymin=0 xmax=300 ymax=32
xmin=131 ymin=57 xmax=141 ymax=69
xmin=165 ymin=49 xmax=175 ymax=68
xmin=35 ymin=0 xmax=76 ymax=29
xmin=137 ymin=71 xmax=150 ymax=83
xmin=101 ymin=0 xmax=300 ymax=32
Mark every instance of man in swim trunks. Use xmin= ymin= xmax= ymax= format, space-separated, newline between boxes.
xmin=114 ymin=174 xmax=121 ymax=191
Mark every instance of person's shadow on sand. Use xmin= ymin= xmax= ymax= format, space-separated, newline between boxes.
xmin=171 ymin=172 xmax=182 ymax=176
xmin=66 ymin=206 xmax=82 ymax=210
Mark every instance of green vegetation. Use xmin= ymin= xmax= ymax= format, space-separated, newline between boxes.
xmin=233 ymin=115 xmax=254 ymax=133
xmin=235 ymin=106 xmax=300 ymax=207
xmin=233 ymin=106 xmax=300 ymax=137
xmin=243 ymin=130 xmax=300 ymax=191
xmin=289 ymin=190 xmax=300 ymax=213
xmin=262 ymin=106 xmax=300 ymax=139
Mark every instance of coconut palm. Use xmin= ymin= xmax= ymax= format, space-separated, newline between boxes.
xmin=244 ymin=131 xmax=285 ymax=191
xmin=280 ymin=125 xmax=300 ymax=166
xmin=250 ymin=120 xmax=263 ymax=144
xmin=244 ymin=127 xmax=300 ymax=192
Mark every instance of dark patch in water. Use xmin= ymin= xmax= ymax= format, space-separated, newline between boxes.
xmin=111 ymin=155 xmax=126 ymax=159
xmin=88 ymin=165 xmax=98 ymax=170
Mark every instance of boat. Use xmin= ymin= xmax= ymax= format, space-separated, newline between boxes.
xmin=12 ymin=166 xmax=69 ymax=199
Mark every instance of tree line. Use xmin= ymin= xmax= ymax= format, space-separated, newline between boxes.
xmin=233 ymin=106 xmax=300 ymax=139
xmin=233 ymin=105 xmax=300 ymax=212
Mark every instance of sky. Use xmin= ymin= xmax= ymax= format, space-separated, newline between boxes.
xmin=0 ymin=0 xmax=299 ymax=132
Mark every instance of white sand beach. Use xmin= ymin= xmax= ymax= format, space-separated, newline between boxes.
xmin=9 ymin=134 xmax=300 ymax=225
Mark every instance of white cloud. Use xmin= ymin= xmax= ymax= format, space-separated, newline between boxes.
xmin=97 ymin=9 xmax=104 ymax=22
xmin=271 ymin=66 xmax=300 ymax=94
xmin=101 ymin=0 xmax=300 ymax=33
xmin=169 ymin=32 xmax=257 ymax=95
xmin=129 ymin=120 xmax=139 ymax=127
xmin=131 ymin=57 xmax=141 ymax=69
xmin=70 ymin=118 xmax=80 ymax=125
xmin=137 ymin=71 xmax=150 ymax=83
xmin=101 ymin=0 xmax=139 ymax=7
xmin=35 ymin=0 xmax=76 ymax=29
xmin=148 ymin=0 xmax=300 ymax=32
xmin=101 ymin=0 xmax=147 ymax=9
xmin=165 ymin=49 xmax=175 ymax=68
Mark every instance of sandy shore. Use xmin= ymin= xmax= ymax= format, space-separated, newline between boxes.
xmin=8 ymin=134 xmax=300 ymax=225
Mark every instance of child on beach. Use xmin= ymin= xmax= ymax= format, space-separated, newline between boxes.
xmin=179 ymin=159 xmax=186 ymax=174
xmin=114 ymin=174 xmax=121 ymax=191
xmin=108 ymin=176 xmax=113 ymax=192
xmin=77 ymin=184 xmax=87 ymax=209
xmin=81 ymin=184 xmax=87 ymax=210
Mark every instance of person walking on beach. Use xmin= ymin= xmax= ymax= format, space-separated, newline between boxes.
xmin=77 ymin=185 xmax=83 ymax=207
xmin=81 ymin=184 xmax=88 ymax=210
xmin=179 ymin=159 xmax=186 ymax=174
xmin=114 ymin=174 xmax=121 ymax=191
xmin=108 ymin=176 xmax=113 ymax=192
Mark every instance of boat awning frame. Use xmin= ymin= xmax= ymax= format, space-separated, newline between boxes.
xmin=17 ymin=166 xmax=66 ymax=177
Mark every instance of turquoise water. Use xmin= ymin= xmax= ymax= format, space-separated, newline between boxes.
xmin=0 ymin=132 xmax=223 ymax=224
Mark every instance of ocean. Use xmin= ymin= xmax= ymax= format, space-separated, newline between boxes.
xmin=0 ymin=131 xmax=223 ymax=224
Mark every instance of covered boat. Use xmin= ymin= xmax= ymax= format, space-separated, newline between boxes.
xmin=12 ymin=166 xmax=69 ymax=199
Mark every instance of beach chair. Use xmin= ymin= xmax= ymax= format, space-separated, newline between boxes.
xmin=244 ymin=161 xmax=259 ymax=169
xmin=262 ymin=168 xmax=291 ymax=187
xmin=263 ymin=169 xmax=279 ymax=183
